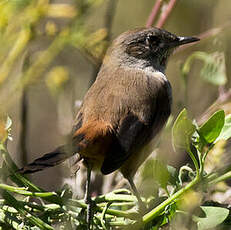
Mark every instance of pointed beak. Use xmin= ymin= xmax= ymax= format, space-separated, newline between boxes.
xmin=168 ymin=36 xmax=199 ymax=48
xmin=176 ymin=36 xmax=200 ymax=46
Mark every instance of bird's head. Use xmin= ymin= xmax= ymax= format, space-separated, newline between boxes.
xmin=105 ymin=27 xmax=199 ymax=72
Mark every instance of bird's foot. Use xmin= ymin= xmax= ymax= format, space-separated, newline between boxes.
xmin=138 ymin=201 xmax=147 ymax=215
xmin=85 ymin=197 xmax=96 ymax=230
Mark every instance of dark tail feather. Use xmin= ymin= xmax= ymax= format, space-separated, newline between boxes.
xmin=18 ymin=145 xmax=81 ymax=174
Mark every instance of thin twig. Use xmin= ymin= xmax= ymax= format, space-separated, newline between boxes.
xmin=0 ymin=27 xmax=31 ymax=85
xmin=197 ymin=20 xmax=231 ymax=40
xmin=218 ymin=85 xmax=226 ymax=101
xmin=88 ymin=0 xmax=118 ymax=87
xmin=137 ymin=175 xmax=200 ymax=228
xmin=146 ymin=0 xmax=163 ymax=28
xmin=19 ymin=89 xmax=28 ymax=165
xmin=156 ymin=0 xmax=178 ymax=28
xmin=176 ymin=21 xmax=231 ymax=53
xmin=197 ymin=88 xmax=231 ymax=125
xmin=19 ymin=54 xmax=31 ymax=166
xmin=104 ymin=0 xmax=118 ymax=42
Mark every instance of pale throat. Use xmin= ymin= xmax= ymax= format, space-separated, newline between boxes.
xmin=143 ymin=66 xmax=168 ymax=81
xmin=121 ymin=52 xmax=169 ymax=76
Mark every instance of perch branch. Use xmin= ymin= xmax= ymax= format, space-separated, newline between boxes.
xmin=156 ymin=0 xmax=178 ymax=28
xmin=146 ymin=0 xmax=163 ymax=28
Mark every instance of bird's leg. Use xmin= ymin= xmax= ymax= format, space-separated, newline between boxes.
xmin=127 ymin=176 xmax=146 ymax=212
xmin=84 ymin=162 xmax=93 ymax=230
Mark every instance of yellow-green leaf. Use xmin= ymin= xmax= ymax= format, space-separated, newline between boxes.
xmin=172 ymin=108 xmax=196 ymax=151
xmin=199 ymin=110 xmax=225 ymax=144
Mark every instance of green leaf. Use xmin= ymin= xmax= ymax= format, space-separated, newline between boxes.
xmin=154 ymin=160 xmax=169 ymax=189
xmin=172 ymin=108 xmax=196 ymax=151
xmin=141 ymin=159 xmax=170 ymax=189
xmin=181 ymin=52 xmax=227 ymax=86
xmin=158 ymin=203 xmax=177 ymax=227
xmin=198 ymin=110 xmax=225 ymax=144
xmin=167 ymin=165 xmax=178 ymax=186
xmin=193 ymin=206 xmax=229 ymax=230
xmin=216 ymin=114 xmax=231 ymax=141
xmin=200 ymin=52 xmax=227 ymax=86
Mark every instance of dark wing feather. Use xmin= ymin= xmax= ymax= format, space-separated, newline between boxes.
xmin=18 ymin=145 xmax=82 ymax=174
xmin=100 ymin=71 xmax=172 ymax=175
xmin=101 ymin=113 xmax=146 ymax=174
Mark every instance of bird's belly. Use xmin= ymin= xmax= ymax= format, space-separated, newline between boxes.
xmin=120 ymin=84 xmax=172 ymax=178
xmin=119 ymin=120 xmax=164 ymax=179
xmin=79 ymin=134 xmax=113 ymax=171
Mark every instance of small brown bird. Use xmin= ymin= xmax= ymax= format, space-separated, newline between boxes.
xmin=19 ymin=27 xmax=199 ymax=227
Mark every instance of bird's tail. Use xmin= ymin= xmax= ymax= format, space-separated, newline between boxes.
xmin=18 ymin=145 xmax=82 ymax=174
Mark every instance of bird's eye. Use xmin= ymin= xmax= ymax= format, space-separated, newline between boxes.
xmin=146 ymin=35 xmax=161 ymax=47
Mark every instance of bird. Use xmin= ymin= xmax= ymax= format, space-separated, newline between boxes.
xmin=19 ymin=27 xmax=199 ymax=228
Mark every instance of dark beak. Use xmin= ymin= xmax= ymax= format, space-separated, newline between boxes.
xmin=169 ymin=36 xmax=199 ymax=48
xmin=176 ymin=36 xmax=200 ymax=46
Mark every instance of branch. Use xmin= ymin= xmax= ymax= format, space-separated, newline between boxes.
xmin=0 ymin=27 xmax=31 ymax=85
xmin=18 ymin=53 xmax=31 ymax=166
xmin=88 ymin=0 xmax=118 ymax=86
xmin=104 ymin=0 xmax=118 ymax=41
xmin=197 ymin=20 xmax=231 ymax=40
xmin=156 ymin=0 xmax=178 ymax=28
xmin=146 ymin=0 xmax=163 ymax=28
xmin=175 ymin=21 xmax=231 ymax=53
xmin=197 ymin=88 xmax=231 ymax=125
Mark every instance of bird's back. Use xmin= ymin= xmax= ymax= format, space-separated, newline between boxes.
xmin=73 ymin=64 xmax=172 ymax=177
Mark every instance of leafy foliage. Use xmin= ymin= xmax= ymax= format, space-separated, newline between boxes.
xmin=1 ymin=103 xmax=231 ymax=229
xmin=217 ymin=114 xmax=231 ymax=141
xmin=181 ymin=51 xmax=227 ymax=86
xmin=172 ymin=108 xmax=196 ymax=151
xmin=0 ymin=1 xmax=231 ymax=230
xmin=198 ymin=110 xmax=225 ymax=144
xmin=193 ymin=206 xmax=229 ymax=230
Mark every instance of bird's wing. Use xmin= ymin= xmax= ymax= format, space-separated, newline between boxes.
xmin=101 ymin=112 xmax=148 ymax=174
xmin=19 ymin=69 xmax=171 ymax=176
xmin=100 ymin=70 xmax=171 ymax=175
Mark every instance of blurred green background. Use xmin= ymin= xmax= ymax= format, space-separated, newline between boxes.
xmin=0 ymin=0 xmax=230 ymax=197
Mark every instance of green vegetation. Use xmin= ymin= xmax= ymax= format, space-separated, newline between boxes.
xmin=1 ymin=107 xmax=231 ymax=229
xmin=0 ymin=0 xmax=231 ymax=229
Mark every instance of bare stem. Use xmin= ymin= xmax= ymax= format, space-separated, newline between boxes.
xmin=146 ymin=0 xmax=163 ymax=28
xmin=176 ymin=21 xmax=231 ymax=53
xmin=209 ymin=171 xmax=231 ymax=186
xmin=0 ymin=27 xmax=31 ymax=85
xmin=156 ymin=0 xmax=177 ymax=28
xmin=19 ymin=54 xmax=31 ymax=166
xmin=218 ymin=85 xmax=227 ymax=101
xmin=197 ymin=88 xmax=231 ymax=125
xmin=88 ymin=0 xmax=118 ymax=87
xmin=104 ymin=0 xmax=118 ymax=41
xmin=198 ymin=21 xmax=231 ymax=40
xmin=139 ymin=175 xmax=200 ymax=227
